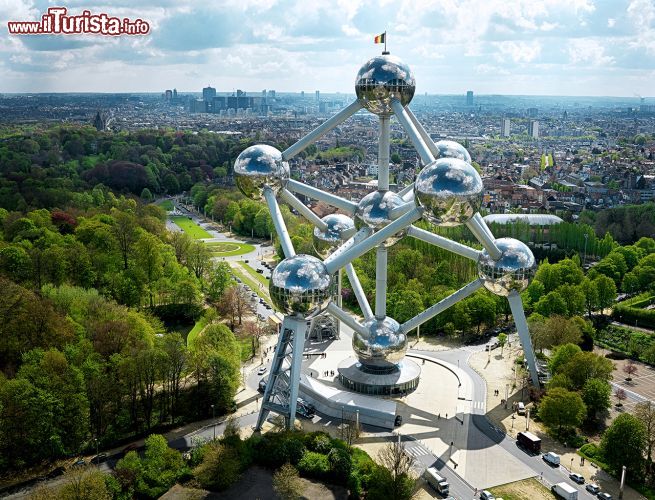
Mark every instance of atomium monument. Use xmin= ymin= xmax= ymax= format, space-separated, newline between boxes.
xmin=235 ymin=52 xmax=540 ymax=431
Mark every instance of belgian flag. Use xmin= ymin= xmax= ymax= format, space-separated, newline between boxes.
xmin=374 ymin=32 xmax=386 ymax=44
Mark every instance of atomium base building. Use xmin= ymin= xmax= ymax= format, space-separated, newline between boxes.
xmin=234 ymin=51 xmax=539 ymax=431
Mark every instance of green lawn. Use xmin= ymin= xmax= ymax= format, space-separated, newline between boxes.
xmin=170 ymin=216 xmax=212 ymax=239
xmin=242 ymin=262 xmax=270 ymax=287
xmin=237 ymin=336 xmax=255 ymax=362
xmin=158 ymin=199 xmax=174 ymax=211
xmin=205 ymin=241 xmax=256 ymax=257
xmin=186 ymin=316 xmax=208 ymax=348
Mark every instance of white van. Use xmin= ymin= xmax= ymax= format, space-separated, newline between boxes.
xmin=552 ymin=482 xmax=578 ymax=499
xmin=543 ymin=451 xmax=560 ymax=466
xmin=517 ymin=402 xmax=526 ymax=415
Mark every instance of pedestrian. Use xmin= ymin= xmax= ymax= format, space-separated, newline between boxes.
xmin=422 ymin=359 xmax=425 ymax=365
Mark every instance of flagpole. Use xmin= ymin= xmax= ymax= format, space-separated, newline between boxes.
xmin=384 ymin=31 xmax=387 ymax=53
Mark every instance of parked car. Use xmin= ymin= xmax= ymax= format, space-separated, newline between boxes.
xmin=517 ymin=402 xmax=526 ymax=415
xmin=394 ymin=415 xmax=403 ymax=426
xmin=91 ymin=453 xmax=108 ymax=465
xmin=596 ymin=493 xmax=612 ymax=500
xmin=257 ymin=366 xmax=267 ymax=376
xmin=480 ymin=491 xmax=495 ymax=500
xmin=569 ymin=472 xmax=584 ymax=484
xmin=585 ymin=484 xmax=600 ymax=494
xmin=72 ymin=458 xmax=86 ymax=468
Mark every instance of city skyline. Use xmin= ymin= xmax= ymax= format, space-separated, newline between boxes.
xmin=1 ymin=0 xmax=654 ymax=96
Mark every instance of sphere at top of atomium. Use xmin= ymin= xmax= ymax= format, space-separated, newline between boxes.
xmin=434 ymin=140 xmax=472 ymax=163
xmin=414 ymin=157 xmax=483 ymax=227
xmin=269 ymin=254 xmax=334 ymax=318
xmin=478 ymin=238 xmax=536 ymax=296
xmin=352 ymin=316 xmax=407 ymax=370
xmin=355 ymin=54 xmax=415 ymax=115
xmin=233 ymin=144 xmax=289 ymax=200
xmin=313 ymin=214 xmax=356 ymax=258
xmin=355 ymin=190 xmax=408 ymax=246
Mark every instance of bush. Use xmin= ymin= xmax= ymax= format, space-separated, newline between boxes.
xmin=297 ymin=451 xmax=330 ymax=479
xmin=328 ymin=447 xmax=352 ymax=482
xmin=579 ymin=443 xmax=602 ymax=461
xmin=194 ymin=442 xmax=242 ymax=490
xmin=305 ymin=432 xmax=332 ymax=454
xmin=253 ymin=431 xmax=306 ymax=467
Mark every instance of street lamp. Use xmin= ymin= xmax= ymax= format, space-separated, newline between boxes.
xmin=505 ymin=383 xmax=509 ymax=409
xmin=570 ymin=457 xmax=574 ymax=473
xmin=619 ymin=465 xmax=627 ymax=499
xmin=211 ymin=404 xmax=216 ymax=440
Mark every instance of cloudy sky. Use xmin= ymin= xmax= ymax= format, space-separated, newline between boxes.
xmin=1 ymin=0 xmax=654 ymax=96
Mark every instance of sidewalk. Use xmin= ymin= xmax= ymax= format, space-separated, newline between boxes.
xmin=469 ymin=343 xmax=644 ymax=500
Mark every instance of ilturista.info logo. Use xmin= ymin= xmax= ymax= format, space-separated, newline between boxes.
xmin=8 ymin=7 xmax=150 ymax=36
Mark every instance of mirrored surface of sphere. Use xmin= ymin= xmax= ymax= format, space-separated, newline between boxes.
xmin=414 ymin=158 xmax=483 ymax=226
xmin=434 ymin=140 xmax=472 ymax=163
xmin=355 ymin=54 xmax=415 ymax=115
xmin=478 ymin=238 xmax=536 ymax=296
xmin=352 ymin=316 xmax=407 ymax=369
xmin=269 ymin=255 xmax=334 ymax=317
xmin=313 ymin=214 xmax=356 ymax=258
xmin=234 ymin=144 xmax=289 ymax=200
xmin=355 ymin=191 xmax=408 ymax=246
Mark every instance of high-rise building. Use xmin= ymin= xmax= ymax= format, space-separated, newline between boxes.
xmin=164 ymin=89 xmax=173 ymax=100
xmin=527 ymin=107 xmax=538 ymax=118
xmin=189 ymin=99 xmax=207 ymax=113
xmin=203 ymin=85 xmax=216 ymax=101
xmin=528 ymin=120 xmax=539 ymax=139
xmin=500 ymin=118 xmax=511 ymax=137
xmin=269 ymin=90 xmax=276 ymax=99
xmin=316 ymin=90 xmax=320 ymax=102
xmin=262 ymin=89 xmax=267 ymax=99
xmin=173 ymin=89 xmax=178 ymax=99
xmin=466 ymin=90 xmax=473 ymax=106
xmin=301 ymin=91 xmax=305 ymax=98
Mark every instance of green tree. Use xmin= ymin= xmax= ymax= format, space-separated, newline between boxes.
xmin=538 ymin=387 xmax=586 ymax=437
xmin=582 ymin=378 xmax=611 ymax=421
xmin=207 ymin=261 xmax=232 ymax=302
xmin=601 ymin=413 xmax=646 ymax=479
xmin=368 ymin=440 xmax=416 ymax=500
xmin=498 ymin=332 xmax=508 ymax=356
xmin=634 ymin=401 xmax=655 ymax=477
xmin=273 ymin=463 xmax=303 ymax=500
xmin=561 ymin=351 xmax=615 ymax=390
xmin=194 ymin=442 xmax=242 ymax=490
xmin=593 ymin=274 xmax=617 ymax=313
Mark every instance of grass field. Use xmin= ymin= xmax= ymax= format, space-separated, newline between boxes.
xmin=489 ymin=478 xmax=555 ymax=500
xmin=158 ymin=199 xmax=174 ymax=211
xmin=205 ymin=241 xmax=256 ymax=257
xmin=170 ymin=216 xmax=212 ymax=239
xmin=186 ymin=316 xmax=208 ymax=348
xmin=242 ymin=262 xmax=270 ymax=287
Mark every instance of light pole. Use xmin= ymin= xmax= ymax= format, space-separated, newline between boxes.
xmin=619 ymin=465 xmax=626 ymax=499
xmin=526 ymin=408 xmax=531 ymax=430
xmin=570 ymin=457 xmax=574 ymax=473
xmin=211 ymin=404 xmax=216 ymax=440
xmin=505 ymin=383 xmax=509 ymax=409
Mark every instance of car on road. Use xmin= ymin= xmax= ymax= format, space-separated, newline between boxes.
xmin=394 ymin=415 xmax=403 ymax=426
xmin=543 ymin=451 xmax=560 ymax=466
xmin=517 ymin=402 xmax=526 ymax=415
xmin=257 ymin=366 xmax=267 ymax=376
xmin=585 ymin=484 xmax=600 ymax=494
xmin=596 ymin=493 xmax=612 ymax=500
xmin=91 ymin=453 xmax=108 ymax=465
xmin=72 ymin=458 xmax=86 ymax=467
xmin=485 ymin=342 xmax=500 ymax=351
xmin=569 ymin=472 xmax=584 ymax=484
xmin=480 ymin=491 xmax=495 ymax=500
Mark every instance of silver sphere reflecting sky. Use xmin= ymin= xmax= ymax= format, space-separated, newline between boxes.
xmin=355 ymin=191 xmax=408 ymax=246
xmin=270 ymin=255 xmax=334 ymax=318
xmin=355 ymin=54 xmax=415 ymax=115
xmin=414 ymin=158 xmax=483 ymax=227
xmin=478 ymin=238 xmax=536 ymax=296
xmin=234 ymin=144 xmax=289 ymax=200
xmin=435 ymin=140 xmax=472 ymax=163
xmin=313 ymin=214 xmax=356 ymax=258
xmin=352 ymin=316 xmax=407 ymax=369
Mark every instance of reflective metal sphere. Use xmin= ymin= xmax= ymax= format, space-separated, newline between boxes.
xmin=478 ymin=238 xmax=536 ymax=296
xmin=313 ymin=214 xmax=356 ymax=258
xmin=352 ymin=316 xmax=407 ymax=369
xmin=355 ymin=191 xmax=408 ymax=246
xmin=414 ymin=158 xmax=483 ymax=227
xmin=434 ymin=140 xmax=472 ymax=163
xmin=234 ymin=144 xmax=289 ymax=200
xmin=355 ymin=54 xmax=415 ymax=115
xmin=269 ymin=255 xmax=335 ymax=318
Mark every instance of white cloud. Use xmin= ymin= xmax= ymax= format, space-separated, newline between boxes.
xmin=567 ymin=38 xmax=615 ymax=66
xmin=494 ymin=40 xmax=542 ymax=63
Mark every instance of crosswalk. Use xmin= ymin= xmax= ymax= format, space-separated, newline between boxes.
xmin=404 ymin=443 xmax=432 ymax=460
xmin=471 ymin=400 xmax=485 ymax=411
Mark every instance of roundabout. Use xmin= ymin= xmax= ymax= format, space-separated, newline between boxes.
xmin=205 ymin=241 xmax=255 ymax=257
